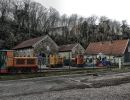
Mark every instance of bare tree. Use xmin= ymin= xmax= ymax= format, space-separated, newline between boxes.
xmin=0 ymin=0 xmax=12 ymax=22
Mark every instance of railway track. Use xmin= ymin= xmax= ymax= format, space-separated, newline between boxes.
xmin=0 ymin=67 xmax=105 ymax=75
xmin=38 ymin=67 xmax=106 ymax=72
xmin=0 ymin=66 xmax=119 ymax=76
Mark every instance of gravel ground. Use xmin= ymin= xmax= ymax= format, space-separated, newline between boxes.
xmin=1 ymin=72 xmax=130 ymax=100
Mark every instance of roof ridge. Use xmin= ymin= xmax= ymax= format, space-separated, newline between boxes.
xmin=59 ymin=43 xmax=79 ymax=52
xmin=91 ymin=39 xmax=129 ymax=43
xmin=13 ymin=35 xmax=46 ymax=50
xmin=86 ymin=39 xmax=129 ymax=56
xmin=23 ymin=36 xmax=44 ymax=42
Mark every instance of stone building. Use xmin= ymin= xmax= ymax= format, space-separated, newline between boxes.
xmin=59 ymin=43 xmax=85 ymax=59
xmin=13 ymin=35 xmax=59 ymax=57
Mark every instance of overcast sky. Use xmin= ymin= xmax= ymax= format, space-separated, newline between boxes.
xmin=35 ymin=0 xmax=130 ymax=24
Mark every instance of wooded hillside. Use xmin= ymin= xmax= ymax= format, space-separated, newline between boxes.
xmin=0 ymin=0 xmax=130 ymax=49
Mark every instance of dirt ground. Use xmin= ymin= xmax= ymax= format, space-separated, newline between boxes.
xmin=1 ymin=72 xmax=130 ymax=100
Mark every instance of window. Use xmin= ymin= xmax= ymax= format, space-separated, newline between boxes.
xmin=27 ymin=59 xmax=35 ymax=64
xmin=16 ymin=59 xmax=25 ymax=64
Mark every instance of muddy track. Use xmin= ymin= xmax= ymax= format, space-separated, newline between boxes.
xmin=1 ymin=72 xmax=130 ymax=100
xmin=88 ymin=76 xmax=130 ymax=88
xmin=1 ymin=76 xmax=130 ymax=99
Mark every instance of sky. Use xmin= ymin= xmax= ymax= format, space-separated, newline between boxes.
xmin=35 ymin=0 xmax=130 ymax=24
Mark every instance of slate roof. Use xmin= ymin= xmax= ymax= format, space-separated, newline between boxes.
xmin=13 ymin=36 xmax=44 ymax=50
xmin=59 ymin=43 xmax=78 ymax=52
xmin=86 ymin=39 xmax=129 ymax=56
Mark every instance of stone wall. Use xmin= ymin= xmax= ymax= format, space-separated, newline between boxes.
xmin=15 ymin=48 xmax=34 ymax=57
xmin=33 ymin=36 xmax=59 ymax=56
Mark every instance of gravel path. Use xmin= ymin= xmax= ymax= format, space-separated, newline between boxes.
xmin=1 ymin=72 xmax=130 ymax=100
xmin=2 ymin=83 xmax=130 ymax=100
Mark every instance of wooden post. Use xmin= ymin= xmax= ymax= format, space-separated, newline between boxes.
xmin=92 ymin=55 xmax=94 ymax=72
xmin=119 ymin=58 xmax=121 ymax=69
xmin=69 ymin=52 xmax=71 ymax=72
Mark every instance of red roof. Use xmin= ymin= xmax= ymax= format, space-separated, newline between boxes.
xmin=13 ymin=36 xmax=44 ymax=50
xmin=86 ymin=39 xmax=129 ymax=56
xmin=59 ymin=43 xmax=78 ymax=52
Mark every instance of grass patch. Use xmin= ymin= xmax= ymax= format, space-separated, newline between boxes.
xmin=0 ymin=66 xmax=130 ymax=81
xmin=0 ymin=73 xmax=46 ymax=81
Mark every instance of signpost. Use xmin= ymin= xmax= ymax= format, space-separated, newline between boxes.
xmin=38 ymin=54 xmax=43 ymax=72
xmin=46 ymin=46 xmax=50 ymax=67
